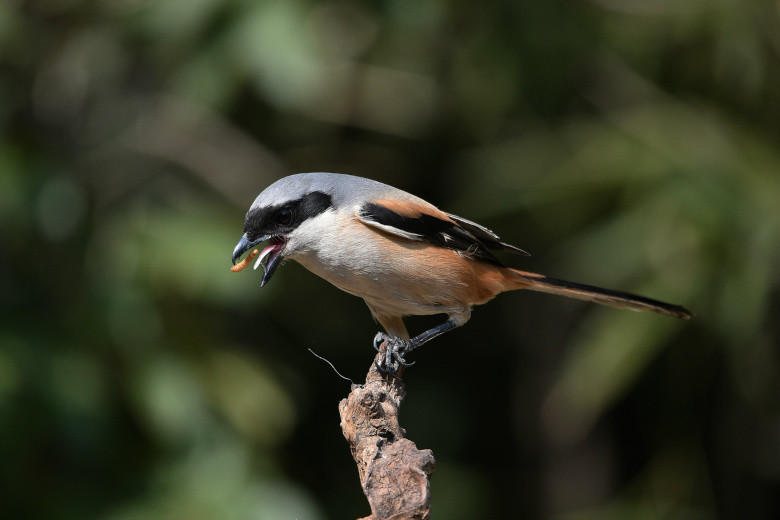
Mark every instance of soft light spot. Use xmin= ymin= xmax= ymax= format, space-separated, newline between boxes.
xmin=36 ymin=175 xmax=87 ymax=241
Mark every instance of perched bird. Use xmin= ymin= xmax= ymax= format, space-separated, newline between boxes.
xmin=231 ymin=173 xmax=691 ymax=372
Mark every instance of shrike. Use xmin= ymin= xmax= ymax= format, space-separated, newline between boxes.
xmin=231 ymin=173 xmax=691 ymax=372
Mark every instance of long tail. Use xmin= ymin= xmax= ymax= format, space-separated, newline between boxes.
xmin=509 ymin=269 xmax=692 ymax=319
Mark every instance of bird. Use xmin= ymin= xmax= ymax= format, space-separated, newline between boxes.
xmin=231 ymin=172 xmax=692 ymax=372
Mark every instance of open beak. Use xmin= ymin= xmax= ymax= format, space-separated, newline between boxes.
xmin=232 ymin=233 xmax=268 ymax=265
xmin=231 ymin=233 xmax=286 ymax=287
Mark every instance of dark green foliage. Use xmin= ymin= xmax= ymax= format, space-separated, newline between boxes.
xmin=1 ymin=1 xmax=778 ymax=518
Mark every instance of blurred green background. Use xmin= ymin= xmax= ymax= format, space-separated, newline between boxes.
xmin=2 ymin=0 xmax=779 ymax=518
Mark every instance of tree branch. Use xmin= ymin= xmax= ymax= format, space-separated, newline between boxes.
xmin=339 ymin=350 xmax=435 ymax=520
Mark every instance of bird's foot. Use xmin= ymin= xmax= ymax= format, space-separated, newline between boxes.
xmin=373 ymin=332 xmax=415 ymax=375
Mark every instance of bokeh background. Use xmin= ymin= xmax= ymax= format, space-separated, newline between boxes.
xmin=2 ymin=0 xmax=779 ymax=518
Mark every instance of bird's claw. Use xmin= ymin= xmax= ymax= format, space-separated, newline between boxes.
xmin=373 ymin=332 xmax=415 ymax=375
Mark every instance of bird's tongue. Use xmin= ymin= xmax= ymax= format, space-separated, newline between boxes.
xmin=254 ymin=242 xmax=284 ymax=270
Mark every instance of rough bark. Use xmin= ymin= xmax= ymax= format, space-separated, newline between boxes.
xmin=339 ymin=351 xmax=435 ymax=520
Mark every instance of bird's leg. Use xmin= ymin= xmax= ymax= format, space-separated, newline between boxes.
xmin=373 ymin=319 xmax=458 ymax=374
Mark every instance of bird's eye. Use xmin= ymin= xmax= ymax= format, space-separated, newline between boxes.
xmin=278 ymin=207 xmax=292 ymax=225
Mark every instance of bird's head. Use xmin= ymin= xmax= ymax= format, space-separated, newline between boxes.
xmin=231 ymin=174 xmax=336 ymax=286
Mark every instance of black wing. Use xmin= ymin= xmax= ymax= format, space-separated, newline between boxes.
xmin=446 ymin=213 xmax=530 ymax=256
xmin=358 ymin=201 xmax=523 ymax=266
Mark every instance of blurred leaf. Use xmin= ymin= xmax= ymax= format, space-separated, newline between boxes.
xmin=2 ymin=0 xmax=780 ymax=518
xmin=229 ymin=1 xmax=326 ymax=110
xmin=129 ymin=354 xmax=210 ymax=445
xmin=203 ymin=349 xmax=296 ymax=445
xmin=543 ymin=312 xmax=683 ymax=444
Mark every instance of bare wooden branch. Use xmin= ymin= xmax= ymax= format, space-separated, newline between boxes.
xmin=339 ymin=351 xmax=435 ymax=520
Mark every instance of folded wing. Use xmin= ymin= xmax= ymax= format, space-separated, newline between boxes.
xmin=357 ymin=199 xmax=529 ymax=266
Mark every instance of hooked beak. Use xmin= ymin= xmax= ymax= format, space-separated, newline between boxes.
xmin=231 ymin=233 xmax=286 ymax=287
xmin=232 ymin=233 xmax=269 ymax=265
